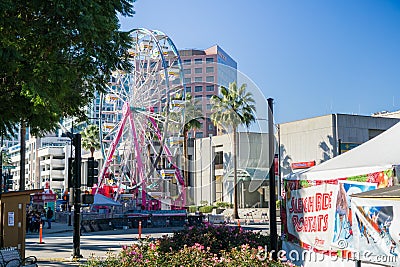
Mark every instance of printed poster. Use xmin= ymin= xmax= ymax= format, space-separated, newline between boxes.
xmin=8 ymin=212 xmax=14 ymax=226
xmin=331 ymin=181 xmax=376 ymax=250
xmin=286 ymin=183 xmax=338 ymax=250
xmin=352 ymin=197 xmax=400 ymax=264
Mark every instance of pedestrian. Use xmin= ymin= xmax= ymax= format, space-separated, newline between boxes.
xmin=46 ymin=207 xmax=54 ymax=229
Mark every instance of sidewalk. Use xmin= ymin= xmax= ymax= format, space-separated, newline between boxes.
xmin=26 ymin=221 xmax=73 ymax=237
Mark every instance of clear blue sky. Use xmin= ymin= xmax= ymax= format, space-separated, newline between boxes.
xmin=119 ymin=0 xmax=400 ymax=124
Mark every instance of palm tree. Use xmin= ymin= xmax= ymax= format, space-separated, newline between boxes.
xmin=210 ymin=82 xmax=256 ymax=219
xmin=82 ymin=124 xmax=100 ymax=158
xmin=182 ymin=94 xmax=203 ymax=189
xmin=169 ymin=94 xmax=203 ymax=190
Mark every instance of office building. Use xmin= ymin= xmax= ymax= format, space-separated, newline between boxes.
xmin=180 ymin=45 xmax=237 ymax=138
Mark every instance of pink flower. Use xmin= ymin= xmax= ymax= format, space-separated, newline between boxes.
xmin=149 ymin=243 xmax=156 ymax=250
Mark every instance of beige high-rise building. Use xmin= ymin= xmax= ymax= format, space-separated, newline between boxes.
xmin=179 ymin=45 xmax=237 ymax=138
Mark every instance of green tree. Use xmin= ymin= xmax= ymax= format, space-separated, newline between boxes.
xmin=182 ymin=94 xmax=203 ymax=190
xmin=169 ymin=94 xmax=203 ymax=191
xmin=82 ymin=124 xmax=100 ymax=158
xmin=210 ymin=82 xmax=256 ymax=219
xmin=0 ymin=0 xmax=135 ymax=189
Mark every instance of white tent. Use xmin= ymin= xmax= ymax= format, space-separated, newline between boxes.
xmin=286 ymin=121 xmax=400 ymax=181
xmin=282 ymin=122 xmax=400 ymax=267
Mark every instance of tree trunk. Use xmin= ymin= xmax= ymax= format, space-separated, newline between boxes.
xmin=233 ymin=128 xmax=239 ymax=219
xmin=19 ymin=121 xmax=26 ymax=191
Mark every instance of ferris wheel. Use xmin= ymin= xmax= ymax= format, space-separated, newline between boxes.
xmin=97 ymin=28 xmax=186 ymax=210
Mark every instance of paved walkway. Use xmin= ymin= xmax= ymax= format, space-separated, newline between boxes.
xmin=26 ymin=221 xmax=73 ymax=237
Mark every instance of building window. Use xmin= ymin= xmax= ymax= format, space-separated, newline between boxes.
xmin=206 ymin=66 xmax=214 ymax=73
xmin=206 ymin=57 xmax=214 ymax=63
xmin=206 ymin=94 xmax=213 ymax=99
xmin=195 ymin=132 xmax=203 ymax=138
xmin=194 ymin=58 xmax=202 ymax=64
xmin=206 ymin=76 xmax=214 ymax=83
xmin=183 ymin=69 xmax=191 ymax=75
xmin=195 ymin=104 xmax=202 ymax=111
xmin=206 ymin=104 xmax=212 ymax=110
xmin=195 ymin=95 xmax=203 ymax=99
xmin=195 ymin=68 xmax=202 ymax=74
xmin=194 ymin=77 xmax=202 ymax=82
xmin=208 ymin=123 xmax=213 ymax=130
xmin=214 ymin=151 xmax=223 ymax=165
xmin=184 ymin=77 xmax=191 ymax=84
xmin=206 ymin=85 xmax=214 ymax=91
xmin=183 ymin=59 xmax=191 ymax=65
xmin=195 ymin=86 xmax=203 ymax=92
xmin=185 ymin=86 xmax=191 ymax=93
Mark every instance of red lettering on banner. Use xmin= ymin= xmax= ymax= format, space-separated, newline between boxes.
xmin=288 ymin=192 xmax=332 ymax=214
xmin=316 ymin=193 xmax=322 ymax=211
xmin=291 ymin=214 xmax=328 ymax=232
xmin=308 ymin=196 xmax=314 ymax=212
xmin=323 ymin=214 xmax=328 ymax=231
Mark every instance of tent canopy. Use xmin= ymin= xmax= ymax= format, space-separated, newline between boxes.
xmin=286 ymin=122 xmax=400 ymax=181
xmin=351 ymin=185 xmax=400 ymax=198
xmin=93 ymin=194 xmax=122 ymax=206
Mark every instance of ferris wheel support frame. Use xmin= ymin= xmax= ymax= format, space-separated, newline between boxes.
xmin=97 ymin=102 xmax=130 ymax=188
xmin=149 ymin=117 xmax=186 ymax=208
xmin=96 ymin=102 xmax=186 ymax=209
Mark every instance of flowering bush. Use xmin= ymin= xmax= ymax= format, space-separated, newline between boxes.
xmin=84 ymin=224 xmax=295 ymax=267
xmin=158 ymin=223 xmax=270 ymax=255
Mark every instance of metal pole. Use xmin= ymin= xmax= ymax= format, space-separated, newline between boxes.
xmin=72 ymin=133 xmax=82 ymax=259
xmin=277 ymin=124 xmax=281 ymax=200
xmin=68 ymin=122 xmax=74 ymax=227
xmin=268 ymin=98 xmax=278 ymax=260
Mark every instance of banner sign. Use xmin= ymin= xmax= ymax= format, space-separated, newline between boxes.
xmin=291 ymin=161 xmax=316 ymax=170
xmin=286 ymin=183 xmax=337 ymax=250
xmin=351 ymin=197 xmax=400 ymax=264
xmin=282 ymin=168 xmax=394 ymax=257
xmin=32 ymin=193 xmax=57 ymax=203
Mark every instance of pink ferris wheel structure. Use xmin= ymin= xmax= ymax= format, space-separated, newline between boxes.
xmin=96 ymin=29 xmax=186 ymax=210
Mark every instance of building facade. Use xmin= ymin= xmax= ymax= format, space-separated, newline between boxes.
xmin=193 ymin=132 xmax=270 ymax=208
xmin=278 ymin=114 xmax=400 ymax=176
xmin=180 ymin=45 xmax=237 ymax=138
xmin=8 ymin=135 xmax=71 ymax=195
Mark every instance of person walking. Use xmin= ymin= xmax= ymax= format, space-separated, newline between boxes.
xmin=46 ymin=207 xmax=54 ymax=229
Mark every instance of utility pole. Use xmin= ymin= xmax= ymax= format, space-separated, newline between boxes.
xmin=72 ymin=133 xmax=82 ymax=259
xmin=268 ymin=98 xmax=278 ymax=260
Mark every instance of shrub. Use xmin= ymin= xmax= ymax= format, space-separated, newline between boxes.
xmin=84 ymin=240 xmax=294 ymax=267
xmin=215 ymin=201 xmax=232 ymax=208
xmin=198 ymin=205 xmax=215 ymax=213
xmin=158 ymin=223 xmax=270 ymax=255
xmin=188 ymin=205 xmax=198 ymax=213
